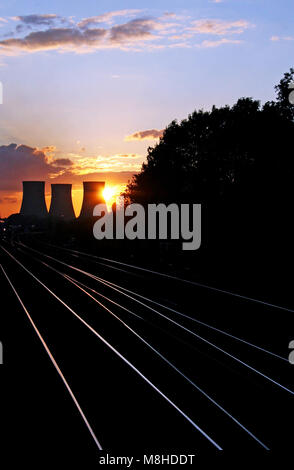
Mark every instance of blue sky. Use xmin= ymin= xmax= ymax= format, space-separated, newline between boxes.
xmin=0 ymin=0 xmax=293 ymax=216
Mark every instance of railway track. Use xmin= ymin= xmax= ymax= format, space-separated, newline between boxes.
xmin=1 ymin=238 xmax=293 ymax=458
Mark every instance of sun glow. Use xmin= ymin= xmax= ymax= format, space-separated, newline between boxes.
xmin=103 ymin=186 xmax=116 ymax=202
xmin=102 ymin=185 xmax=121 ymax=210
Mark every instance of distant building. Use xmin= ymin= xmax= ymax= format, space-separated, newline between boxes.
xmin=79 ymin=181 xmax=105 ymax=218
xmin=49 ymin=184 xmax=75 ymax=220
xmin=20 ymin=181 xmax=48 ymax=217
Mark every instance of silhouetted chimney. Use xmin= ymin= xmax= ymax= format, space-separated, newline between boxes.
xmin=49 ymin=184 xmax=75 ymax=220
xmin=79 ymin=181 xmax=105 ymax=218
xmin=20 ymin=181 xmax=48 ymax=217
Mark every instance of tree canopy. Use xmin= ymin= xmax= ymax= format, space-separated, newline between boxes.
xmin=124 ymin=69 xmax=294 ymax=208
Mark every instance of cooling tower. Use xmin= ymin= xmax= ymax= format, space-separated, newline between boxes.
xmin=49 ymin=184 xmax=75 ymax=220
xmin=20 ymin=181 xmax=48 ymax=217
xmin=79 ymin=181 xmax=105 ymax=218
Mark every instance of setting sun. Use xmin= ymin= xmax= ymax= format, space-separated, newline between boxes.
xmin=103 ymin=186 xmax=116 ymax=202
xmin=102 ymin=184 xmax=126 ymax=210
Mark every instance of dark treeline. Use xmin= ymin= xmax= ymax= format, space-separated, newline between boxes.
xmin=125 ymin=69 xmax=294 ymax=206
xmin=122 ymin=69 xmax=294 ymax=303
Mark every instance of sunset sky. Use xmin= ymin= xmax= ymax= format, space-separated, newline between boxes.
xmin=0 ymin=0 xmax=293 ymax=217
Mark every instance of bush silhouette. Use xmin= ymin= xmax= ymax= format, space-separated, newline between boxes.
xmin=124 ymin=69 xmax=294 ymax=209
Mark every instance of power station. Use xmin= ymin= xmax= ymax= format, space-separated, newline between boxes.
xmin=79 ymin=181 xmax=105 ymax=218
xmin=49 ymin=184 xmax=75 ymax=220
xmin=19 ymin=180 xmax=106 ymax=219
xmin=20 ymin=181 xmax=48 ymax=217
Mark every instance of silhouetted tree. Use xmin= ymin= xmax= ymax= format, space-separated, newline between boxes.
xmin=124 ymin=69 xmax=294 ymax=209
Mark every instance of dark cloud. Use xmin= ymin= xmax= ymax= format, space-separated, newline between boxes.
xmin=0 ymin=143 xmax=55 ymax=190
xmin=15 ymin=24 xmax=27 ymax=33
xmin=0 ymin=15 xmax=159 ymax=52
xmin=125 ymin=129 xmax=164 ymax=141
xmin=52 ymin=158 xmax=73 ymax=166
xmin=14 ymin=14 xmax=60 ymax=26
xmin=0 ymin=27 xmax=107 ymax=51
xmin=110 ymin=18 xmax=156 ymax=43
xmin=0 ymin=11 xmax=249 ymax=54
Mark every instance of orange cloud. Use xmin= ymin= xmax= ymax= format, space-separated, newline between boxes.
xmin=0 ymin=191 xmax=21 ymax=218
xmin=125 ymin=129 xmax=164 ymax=141
xmin=190 ymin=19 xmax=251 ymax=35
